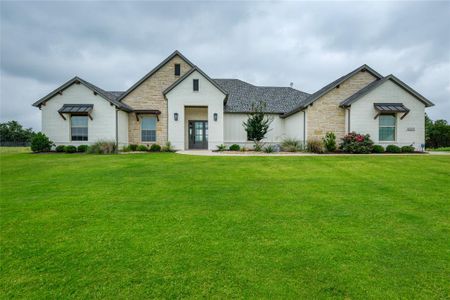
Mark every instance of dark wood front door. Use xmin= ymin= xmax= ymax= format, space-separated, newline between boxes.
xmin=188 ymin=120 xmax=208 ymax=149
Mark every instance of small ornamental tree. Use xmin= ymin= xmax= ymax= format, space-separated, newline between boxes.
xmin=243 ymin=102 xmax=273 ymax=148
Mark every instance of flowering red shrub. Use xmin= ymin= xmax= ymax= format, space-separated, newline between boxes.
xmin=340 ymin=132 xmax=374 ymax=153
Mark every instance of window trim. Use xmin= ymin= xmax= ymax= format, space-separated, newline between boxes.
xmin=70 ymin=115 xmax=88 ymax=141
xmin=140 ymin=116 xmax=157 ymax=142
xmin=174 ymin=64 xmax=181 ymax=76
xmin=378 ymin=113 xmax=396 ymax=142
xmin=193 ymin=79 xmax=199 ymax=92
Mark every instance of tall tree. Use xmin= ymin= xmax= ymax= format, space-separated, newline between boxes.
xmin=242 ymin=102 xmax=273 ymax=142
xmin=0 ymin=121 xmax=35 ymax=145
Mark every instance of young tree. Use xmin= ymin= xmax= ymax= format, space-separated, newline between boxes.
xmin=242 ymin=102 xmax=273 ymax=148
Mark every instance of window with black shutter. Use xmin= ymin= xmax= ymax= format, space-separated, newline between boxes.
xmin=193 ymin=79 xmax=199 ymax=91
xmin=174 ymin=64 xmax=181 ymax=76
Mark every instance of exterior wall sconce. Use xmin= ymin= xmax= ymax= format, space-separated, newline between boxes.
xmin=174 ymin=113 xmax=178 ymax=121
xmin=213 ymin=113 xmax=218 ymax=121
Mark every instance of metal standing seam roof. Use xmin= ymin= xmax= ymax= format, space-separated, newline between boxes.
xmin=213 ymin=79 xmax=311 ymax=114
xmin=58 ymin=104 xmax=94 ymax=113
xmin=374 ymin=103 xmax=409 ymax=112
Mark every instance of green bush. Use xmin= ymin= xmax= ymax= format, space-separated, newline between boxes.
xmin=149 ymin=144 xmax=161 ymax=152
xmin=55 ymin=145 xmax=66 ymax=152
xmin=30 ymin=132 xmax=53 ymax=153
xmin=307 ymin=138 xmax=325 ymax=154
xmin=340 ymin=132 xmax=374 ymax=154
xmin=323 ymin=132 xmax=337 ymax=152
xmin=216 ymin=144 xmax=227 ymax=151
xmin=253 ymin=141 xmax=263 ymax=152
xmin=121 ymin=146 xmax=130 ymax=152
xmin=64 ymin=145 xmax=77 ymax=153
xmin=401 ymin=145 xmax=415 ymax=153
xmin=137 ymin=145 xmax=148 ymax=151
xmin=77 ymin=145 xmax=89 ymax=153
xmin=386 ymin=145 xmax=401 ymax=153
xmin=372 ymin=145 xmax=385 ymax=153
xmin=281 ymin=138 xmax=302 ymax=152
xmin=162 ymin=141 xmax=175 ymax=152
xmin=88 ymin=141 xmax=117 ymax=154
xmin=129 ymin=144 xmax=138 ymax=151
xmin=264 ymin=145 xmax=275 ymax=153
xmin=229 ymin=144 xmax=240 ymax=151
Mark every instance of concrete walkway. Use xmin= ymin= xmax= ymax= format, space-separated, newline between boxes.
xmin=176 ymin=150 xmax=446 ymax=157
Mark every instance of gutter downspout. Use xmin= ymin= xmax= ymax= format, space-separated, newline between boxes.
xmin=115 ymin=108 xmax=119 ymax=153
xmin=347 ymin=108 xmax=351 ymax=133
xmin=303 ymin=110 xmax=306 ymax=147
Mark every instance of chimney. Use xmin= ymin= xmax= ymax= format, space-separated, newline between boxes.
xmin=290 ymin=82 xmax=294 ymax=88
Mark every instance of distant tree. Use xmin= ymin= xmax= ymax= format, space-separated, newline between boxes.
xmin=425 ymin=114 xmax=450 ymax=148
xmin=0 ymin=121 xmax=35 ymax=146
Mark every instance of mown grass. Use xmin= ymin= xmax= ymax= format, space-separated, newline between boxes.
xmin=1 ymin=151 xmax=449 ymax=298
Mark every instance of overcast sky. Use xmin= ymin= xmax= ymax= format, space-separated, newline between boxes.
xmin=1 ymin=1 xmax=449 ymax=130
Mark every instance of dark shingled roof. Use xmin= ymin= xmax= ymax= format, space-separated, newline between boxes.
xmin=213 ymin=79 xmax=310 ymax=114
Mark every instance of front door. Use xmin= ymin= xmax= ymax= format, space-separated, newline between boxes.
xmin=188 ymin=120 xmax=208 ymax=149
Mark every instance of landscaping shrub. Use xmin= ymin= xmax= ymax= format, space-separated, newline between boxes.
xmin=229 ymin=144 xmax=240 ymax=151
xmin=77 ymin=145 xmax=89 ymax=153
xmin=340 ymin=132 xmax=374 ymax=154
xmin=30 ymin=132 xmax=53 ymax=153
xmin=137 ymin=145 xmax=148 ymax=152
xmin=264 ymin=145 xmax=275 ymax=153
xmin=323 ymin=132 xmax=337 ymax=152
xmin=240 ymin=146 xmax=247 ymax=152
xmin=55 ymin=145 xmax=66 ymax=152
xmin=65 ymin=145 xmax=77 ymax=153
xmin=216 ymin=144 xmax=227 ymax=151
xmin=121 ymin=146 xmax=130 ymax=152
xmin=162 ymin=142 xmax=175 ymax=152
xmin=401 ymin=145 xmax=415 ymax=153
xmin=129 ymin=144 xmax=138 ymax=151
xmin=253 ymin=141 xmax=263 ymax=152
xmin=88 ymin=141 xmax=117 ymax=154
xmin=372 ymin=145 xmax=385 ymax=153
xmin=307 ymin=138 xmax=325 ymax=154
xmin=149 ymin=144 xmax=161 ymax=152
xmin=386 ymin=145 xmax=401 ymax=153
xmin=281 ymin=138 xmax=302 ymax=152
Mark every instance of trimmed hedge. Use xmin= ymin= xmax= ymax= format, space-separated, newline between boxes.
xmin=129 ymin=144 xmax=138 ymax=151
xmin=137 ymin=145 xmax=148 ymax=151
xmin=401 ymin=145 xmax=415 ymax=153
xmin=55 ymin=145 xmax=66 ymax=152
xmin=386 ymin=145 xmax=401 ymax=153
xmin=372 ymin=145 xmax=385 ymax=153
xmin=229 ymin=144 xmax=240 ymax=151
xmin=149 ymin=144 xmax=161 ymax=152
xmin=31 ymin=132 xmax=53 ymax=153
xmin=65 ymin=145 xmax=77 ymax=153
xmin=77 ymin=145 xmax=89 ymax=152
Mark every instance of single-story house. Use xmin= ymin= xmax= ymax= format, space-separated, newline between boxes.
xmin=33 ymin=50 xmax=434 ymax=150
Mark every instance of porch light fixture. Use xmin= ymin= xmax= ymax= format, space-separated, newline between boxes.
xmin=213 ymin=113 xmax=218 ymax=121
xmin=174 ymin=113 xmax=178 ymax=121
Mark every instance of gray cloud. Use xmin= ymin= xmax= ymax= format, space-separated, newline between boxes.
xmin=1 ymin=1 xmax=449 ymax=130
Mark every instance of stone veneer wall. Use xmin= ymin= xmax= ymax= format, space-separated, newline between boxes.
xmin=306 ymin=70 xmax=377 ymax=141
xmin=121 ymin=56 xmax=191 ymax=145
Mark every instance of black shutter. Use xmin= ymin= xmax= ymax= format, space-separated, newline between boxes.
xmin=174 ymin=64 xmax=181 ymax=76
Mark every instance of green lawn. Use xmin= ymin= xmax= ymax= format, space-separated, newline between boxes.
xmin=1 ymin=151 xmax=449 ymax=298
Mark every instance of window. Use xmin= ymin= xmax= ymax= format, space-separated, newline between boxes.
xmin=174 ymin=64 xmax=181 ymax=76
xmin=379 ymin=114 xmax=396 ymax=141
xmin=141 ymin=116 xmax=156 ymax=142
xmin=71 ymin=115 xmax=88 ymax=141
xmin=193 ymin=79 xmax=199 ymax=91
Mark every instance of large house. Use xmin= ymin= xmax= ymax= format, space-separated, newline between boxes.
xmin=33 ymin=50 xmax=434 ymax=150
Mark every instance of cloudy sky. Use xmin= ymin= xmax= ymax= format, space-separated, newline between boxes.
xmin=1 ymin=1 xmax=449 ymax=130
